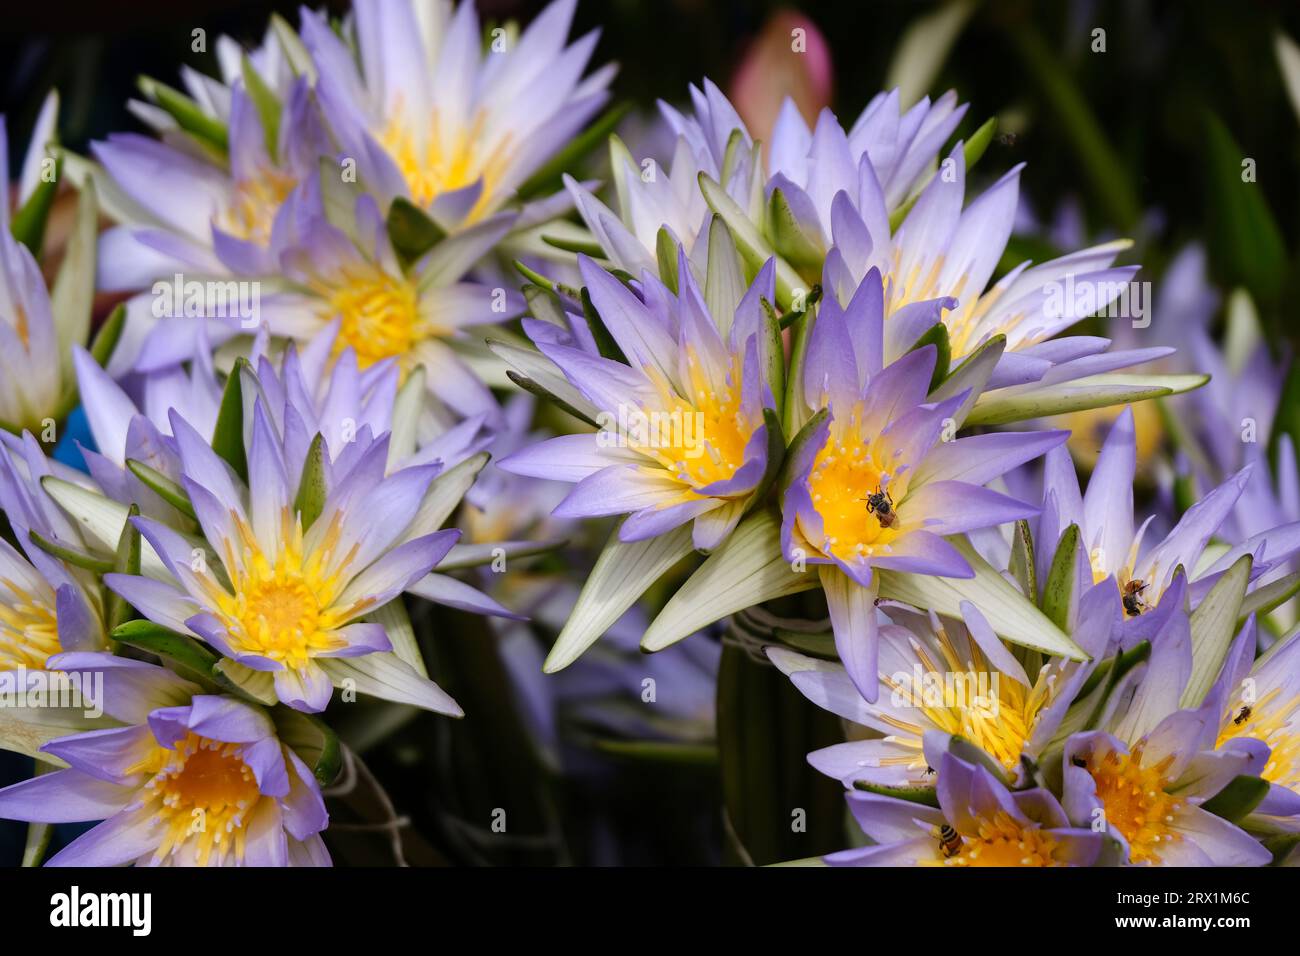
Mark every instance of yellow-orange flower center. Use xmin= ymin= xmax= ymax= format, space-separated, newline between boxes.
xmin=1217 ymin=688 xmax=1300 ymax=793
xmin=0 ymin=582 xmax=61 ymax=670
xmin=806 ymin=408 xmax=908 ymax=561
xmin=1080 ymin=744 xmax=1182 ymax=864
xmin=927 ymin=811 xmax=1062 ymax=867
xmin=378 ymin=107 xmax=513 ymax=222
xmin=324 ymin=265 xmax=428 ymax=370
xmin=132 ymin=732 xmax=263 ymax=866
xmin=217 ymin=168 xmax=297 ymax=245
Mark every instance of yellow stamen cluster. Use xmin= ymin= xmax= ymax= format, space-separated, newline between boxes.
xmin=131 ymin=732 xmax=263 ymax=866
xmin=1217 ymin=688 xmax=1300 ymax=793
xmin=640 ymin=355 xmax=757 ymax=492
xmin=378 ymin=107 xmax=514 ymax=222
xmin=877 ymin=625 xmax=1064 ymax=774
xmin=216 ymin=167 xmax=298 ymax=245
xmin=928 ymin=811 xmax=1062 ymax=867
xmin=0 ymin=582 xmax=60 ymax=671
xmin=323 ymin=264 xmax=429 ymax=370
xmin=1079 ymin=743 xmax=1182 ymax=864
xmin=806 ymin=406 xmax=905 ymax=561
xmin=209 ymin=511 xmax=359 ymax=671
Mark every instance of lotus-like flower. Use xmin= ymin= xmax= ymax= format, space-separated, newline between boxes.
xmin=1060 ymin=602 xmax=1272 ymax=865
xmin=101 ymin=392 xmax=463 ymax=714
xmin=0 ymin=432 xmax=105 ymax=670
xmin=0 ymin=653 xmax=329 ymax=866
xmin=769 ymin=581 xmax=1116 ymax=786
xmin=0 ymin=96 xmax=78 ymax=434
xmin=828 ymin=752 xmax=1106 ymax=866
xmin=500 ymin=255 xmax=780 ymax=551
xmin=1037 ymin=406 xmax=1300 ymax=639
xmin=779 ymin=269 xmax=1067 ymax=699
xmin=302 ymin=0 xmax=613 ymax=229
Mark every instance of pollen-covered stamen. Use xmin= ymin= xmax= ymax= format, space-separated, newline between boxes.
xmin=217 ymin=167 xmax=298 ymax=245
xmin=1079 ymin=743 xmax=1182 ymax=864
xmin=212 ymin=513 xmax=350 ymax=670
xmin=637 ymin=354 xmax=758 ymax=492
xmin=1217 ymin=688 xmax=1300 ymax=792
xmin=321 ymin=263 xmax=430 ymax=370
xmin=378 ymin=106 xmax=514 ymax=221
xmin=806 ymin=410 xmax=908 ymax=560
xmin=131 ymin=732 xmax=263 ymax=867
xmin=0 ymin=581 xmax=61 ymax=670
xmin=926 ymin=811 xmax=1061 ymax=867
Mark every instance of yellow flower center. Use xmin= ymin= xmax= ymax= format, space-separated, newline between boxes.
xmin=1080 ymin=744 xmax=1182 ymax=864
xmin=0 ymin=581 xmax=61 ymax=670
xmin=324 ymin=265 xmax=429 ymax=370
xmin=209 ymin=512 xmax=358 ymax=671
xmin=637 ymin=355 xmax=758 ymax=492
xmin=927 ymin=811 xmax=1062 ymax=867
xmin=879 ymin=627 xmax=1065 ymax=773
xmin=805 ymin=406 xmax=908 ymax=561
xmin=131 ymin=732 xmax=263 ymax=866
xmin=1217 ymin=688 xmax=1300 ymax=793
xmin=378 ymin=107 xmax=513 ymax=222
xmin=216 ymin=168 xmax=297 ymax=244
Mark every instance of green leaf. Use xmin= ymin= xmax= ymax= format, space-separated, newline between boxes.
xmin=1008 ymin=519 xmax=1037 ymax=605
xmin=877 ymin=536 xmax=1087 ymax=661
xmin=512 ymin=259 xmax=581 ymax=299
xmin=744 ymin=408 xmax=786 ymax=516
xmin=272 ymin=708 xmax=342 ymax=787
xmin=590 ymin=739 xmax=718 ymax=766
xmin=855 ymin=782 xmax=941 ymax=807
xmin=767 ymin=186 xmax=823 ymax=275
xmin=655 ymin=226 xmax=681 ymax=295
xmin=698 ymin=172 xmax=805 ymax=311
xmin=1181 ymin=554 xmax=1251 ymax=708
xmin=782 ymin=307 xmax=819 ymax=438
xmin=540 ymin=233 xmax=606 ymax=257
xmin=907 ymin=322 xmax=952 ymax=392
xmin=367 ymin=597 xmax=426 ymax=679
xmin=126 ymin=459 xmax=196 ymax=519
xmin=515 ymin=101 xmax=632 ymax=200
xmin=889 ymin=116 xmax=998 ymax=229
xmin=641 ymin=509 xmax=819 ymax=653
xmin=137 ymin=76 xmax=229 ymax=153
xmin=11 ymin=156 xmax=60 ymax=256
xmin=111 ymin=620 xmax=220 ymax=687
xmin=105 ymin=504 xmax=142 ymax=631
xmin=50 ymin=178 xmax=98 ymax=387
xmin=521 ymin=283 xmax=569 ymax=329
xmin=211 ymin=358 xmax=249 ymax=482
xmin=1239 ymin=570 xmax=1300 ymax=624
xmin=778 ymin=407 xmax=829 ymax=496
xmin=293 ymin=434 xmax=328 ymax=532
xmin=387 ymin=196 xmax=446 ymax=266
xmin=704 ymin=214 xmax=745 ymax=336
xmin=930 ymin=332 xmax=1005 ymax=425
xmin=1203 ymin=112 xmax=1287 ymax=306
xmin=963 ymin=373 xmax=1209 ymax=427
xmin=488 ymin=338 xmax=601 ymax=426
xmin=437 ymin=538 xmax=567 ymax=571
xmin=88 ymin=303 xmax=127 ymax=371
xmin=1200 ymin=774 xmax=1270 ymax=824
xmin=211 ymin=658 xmax=277 ymax=705
xmin=546 ymin=521 xmax=695 ymax=672
xmin=579 ymin=286 xmax=628 ymax=364
xmin=1042 ymin=523 xmax=1081 ymax=629
xmin=28 ymin=530 xmax=114 ymax=574
xmin=270 ymin=13 xmax=317 ymax=81
xmin=241 ymin=54 xmax=282 ymax=161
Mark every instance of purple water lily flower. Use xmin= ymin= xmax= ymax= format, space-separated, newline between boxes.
xmin=0 ymin=653 xmax=329 ymax=866
xmin=102 ymin=388 xmax=463 ymax=714
xmin=1037 ymin=406 xmax=1300 ymax=641
xmin=1060 ymin=602 xmax=1272 ymax=865
xmin=301 ymin=0 xmax=613 ymax=230
xmin=827 ymin=752 xmax=1105 ymax=867
xmin=500 ymin=254 xmax=780 ymax=551
xmin=0 ymin=433 xmax=105 ymax=668
xmin=779 ymin=268 xmax=1067 ymax=700
xmin=769 ymin=580 xmax=1117 ymax=787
